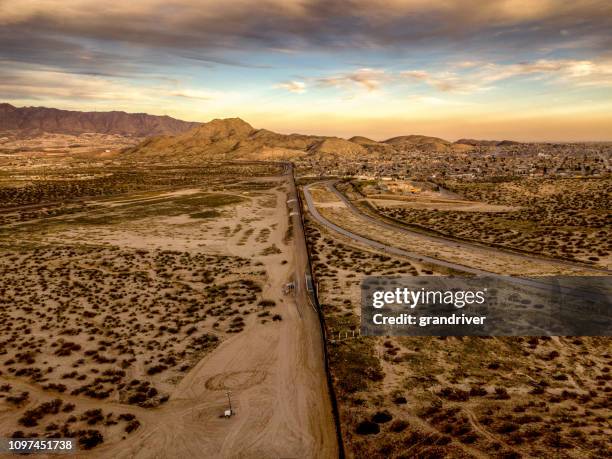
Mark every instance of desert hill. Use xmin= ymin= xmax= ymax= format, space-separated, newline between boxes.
xmin=128 ymin=118 xmax=327 ymax=160
xmin=349 ymin=136 xmax=379 ymax=145
xmin=126 ymin=119 xmax=373 ymax=160
xmin=0 ymin=103 xmax=200 ymax=137
xmin=309 ymin=137 xmax=367 ymax=157
xmin=383 ymin=134 xmax=451 ymax=151
xmin=125 ymin=118 xmax=483 ymax=160
xmin=455 ymin=138 xmax=521 ymax=147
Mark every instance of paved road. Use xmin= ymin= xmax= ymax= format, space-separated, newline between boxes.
xmin=326 ymin=180 xmax=609 ymax=275
xmin=304 ymin=181 xmax=490 ymax=276
xmin=302 ymin=181 xmax=609 ymax=298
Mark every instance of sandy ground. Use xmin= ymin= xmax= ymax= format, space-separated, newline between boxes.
xmin=367 ymin=196 xmax=517 ymax=212
xmin=0 ymin=181 xmax=336 ymax=458
xmin=96 ymin=186 xmax=336 ymax=458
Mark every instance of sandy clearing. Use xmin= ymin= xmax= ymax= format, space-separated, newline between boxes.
xmin=84 ymin=184 xmax=337 ymax=458
xmin=1 ymin=180 xmax=336 ymax=458
xmin=368 ymin=197 xmax=517 ymax=212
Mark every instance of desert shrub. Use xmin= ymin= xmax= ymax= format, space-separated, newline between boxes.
xmin=496 ymin=422 xmax=519 ymax=434
xmin=62 ymin=403 xmax=75 ymax=413
xmin=469 ymin=386 xmax=488 ymax=396
xmin=258 ymin=300 xmax=276 ymax=307
xmin=372 ymin=410 xmax=393 ymax=423
xmin=146 ymin=365 xmax=168 ymax=375
xmin=544 ymin=433 xmax=572 ymax=449
xmin=389 ymin=419 xmax=409 ymax=432
xmin=438 ymin=387 xmax=470 ymax=401
xmin=355 ymin=420 xmax=380 ymax=435
xmin=77 ymin=430 xmax=104 ymax=449
xmin=6 ymin=391 xmax=29 ymax=405
xmin=125 ymin=420 xmax=141 ymax=433
xmin=81 ymin=409 xmax=104 ymax=425
xmin=18 ymin=399 xmax=62 ymax=427
xmin=495 ymin=387 xmax=510 ymax=399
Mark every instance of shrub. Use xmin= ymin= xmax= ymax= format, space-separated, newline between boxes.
xmin=389 ymin=419 xmax=409 ymax=432
xmin=495 ymin=387 xmax=510 ymax=400
xmin=125 ymin=420 xmax=141 ymax=433
xmin=355 ymin=420 xmax=380 ymax=435
xmin=438 ymin=387 xmax=470 ymax=401
xmin=372 ymin=410 xmax=393 ymax=424
xmin=469 ymin=386 xmax=488 ymax=396
xmin=77 ymin=430 xmax=104 ymax=449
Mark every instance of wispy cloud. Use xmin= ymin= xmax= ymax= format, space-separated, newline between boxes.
xmin=274 ymin=81 xmax=306 ymax=94
xmin=0 ymin=66 xmax=229 ymax=104
xmin=2 ymin=1 xmax=609 ymax=56
xmin=315 ymin=68 xmax=389 ymax=92
xmin=401 ymin=59 xmax=612 ymax=93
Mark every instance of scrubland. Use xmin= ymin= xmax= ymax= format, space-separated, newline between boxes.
xmin=304 ymin=215 xmax=611 ymax=458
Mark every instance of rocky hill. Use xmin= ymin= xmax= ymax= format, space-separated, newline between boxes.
xmin=0 ymin=103 xmax=200 ymax=137
xmin=383 ymin=134 xmax=451 ymax=151
xmin=125 ymin=117 xmax=520 ymax=161
xmin=455 ymin=138 xmax=521 ymax=147
xmin=126 ymin=118 xmax=321 ymax=160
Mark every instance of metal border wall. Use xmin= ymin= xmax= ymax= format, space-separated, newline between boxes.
xmin=291 ymin=167 xmax=346 ymax=459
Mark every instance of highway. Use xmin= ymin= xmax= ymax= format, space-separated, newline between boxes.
xmin=324 ymin=179 xmax=608 ymax=275
xmin=302 ymin=180 xmax=610 ymax=300
xmin=303 ymin=181 xmax=490 ymax=276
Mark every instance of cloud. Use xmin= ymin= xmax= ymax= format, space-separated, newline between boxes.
xmin=275 ymin=81 xmax=306 ymax=94
xmin=401 ymin=58 xmax=612 ymax=93
xmin=315 ymin=68 xmax=389 ymax=92
xmin=1 ymin=1 xmax=610 ymax=56
xmin=0 ymin=65 xmax=228 ymax=105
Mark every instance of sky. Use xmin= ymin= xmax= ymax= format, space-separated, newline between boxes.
xmin=1 ymin=0 xmax=611 ymax=141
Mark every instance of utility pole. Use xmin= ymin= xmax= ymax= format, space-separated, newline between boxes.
xmin=226 ymin=391 xmax=232 ymax=415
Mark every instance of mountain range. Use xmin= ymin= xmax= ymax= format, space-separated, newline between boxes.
xmin=0 ymin=103 xmax=200 ymax=137
xmin=1 ymin=103 xmax=520 ymax=159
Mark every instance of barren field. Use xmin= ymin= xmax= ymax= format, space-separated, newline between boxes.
xmin=0 ymin=162 xmax=335 ymax=457
xmin=0 ymin=132 xmax=139 ymax=156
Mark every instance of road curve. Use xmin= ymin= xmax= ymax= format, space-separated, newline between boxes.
xmin=304 ymin=181 xmax=489 ymax=276
xmin=327 ymin=180 xmax=609 ymax=275
xmin=302 ymin=181 xmax=609 ymax=298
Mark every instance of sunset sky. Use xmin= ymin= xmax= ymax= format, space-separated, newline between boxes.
xmin=1 ymin=0 xmax=611 ymax=141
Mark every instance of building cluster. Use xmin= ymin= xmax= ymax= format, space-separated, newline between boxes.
xmin=295 ymin=143 xmax=612 ymax=181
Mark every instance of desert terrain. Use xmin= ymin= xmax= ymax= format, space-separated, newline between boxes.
xmin=0 ymin=156 xmax=336 ymax=457
xmin=303 ymin=181 xmax=611 ymax=458
xmin=0 ymin=112 xmax=609 ymax=459
xmin=350 ymin=178 xmax=610 ymax=269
